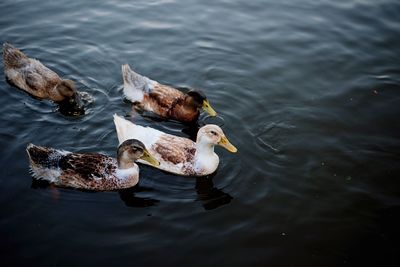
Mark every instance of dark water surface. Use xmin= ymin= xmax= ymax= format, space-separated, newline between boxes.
xmin=1 ymin=0 xmax=400 ymax=266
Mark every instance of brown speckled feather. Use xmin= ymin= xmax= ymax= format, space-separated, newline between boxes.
xmin=152 ymin=135 xmax=196 ymax=165
xmin=142 ymin=83 xmax=183 ymax=115
xmin=141 ymin=83 xmax=199 ymax=122
xmin=27 ymin=144 xmax=139 ymax=191
xmin=57 ymin=153 xmax=121 ymax=190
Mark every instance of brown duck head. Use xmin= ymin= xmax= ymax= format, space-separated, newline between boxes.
xmin=185 ymin=90 xmax=217 ymax=116
xmin=117 ymin=139 xmax=159 ymax=169
xmin=55 ymin=79 xmax=85 ymax=116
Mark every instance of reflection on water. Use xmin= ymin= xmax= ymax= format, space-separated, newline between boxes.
xmin=31 ymin=172 xmax=232 ymax=210
xmin=118 ymin=186 xmax=160 ymax=208
xmin=195 ymin=176 xmax=233 ymax=210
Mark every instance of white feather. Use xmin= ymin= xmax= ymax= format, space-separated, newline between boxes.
xmin=30 ymin=166 xmax=61 ymax=183
xmin=193 ymin=139 xmax=219 ymax=174
xmin=5 ymin=69 xmax=19 ymax=81
xmin=121 ymin=64 xmax=155 ymax=102
xmin=116 ymin=165 xmax=139 ymax=180
xmin=113 ymin=114 xmax=163 ymax=148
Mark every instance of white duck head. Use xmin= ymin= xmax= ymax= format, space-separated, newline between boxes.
xmin=196 ymin=124 xmax=237 ymax=153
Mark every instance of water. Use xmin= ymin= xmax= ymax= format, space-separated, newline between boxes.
xmin=1 ymin=0 xmax=400 ymax=266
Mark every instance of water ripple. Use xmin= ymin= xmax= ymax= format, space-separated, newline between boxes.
xmin=1 ymin=0 xmax=400 ymax=265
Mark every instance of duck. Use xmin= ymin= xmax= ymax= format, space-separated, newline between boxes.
xmin=121 ymin=64 xmax=217 ymax=123
xmin=26 ymin=139 xmax=159 ymax=191
xmin=3 ymin=43 xmax=84 ymax=115
xmin=113 ymin=114 xmax=237 ymax=176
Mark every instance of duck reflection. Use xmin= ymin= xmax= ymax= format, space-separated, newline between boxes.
xmin=31 ymin=179 xmax=160 ymax=208
xmin=31 ymin=176 xmax=232 ymax=209
xmin=195 ymin=174 xmax=233 ymax=210
xmin=118 ymin=186 xmax=159 ymax=207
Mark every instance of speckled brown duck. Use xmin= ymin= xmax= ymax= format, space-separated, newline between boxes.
xmin=114 ymin=114 xmax=237 ymax=176
xmin=3 ymin=43 xmax=84 ymax=115
xmin=121 ymin=64 xmax=217 ymax=123
xmin=26 ymin=139 xmax=159 ymax=191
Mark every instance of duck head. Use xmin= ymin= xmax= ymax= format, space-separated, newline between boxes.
xmin=56 ymin=79 xmax=85 ymax=116
xmin=196 ymin=125 xmax=237 ymax=153
xmin=117 ymin=139 xmax=160 ymax=169
xmin=186 ymin=90 xmax=217 ymax=116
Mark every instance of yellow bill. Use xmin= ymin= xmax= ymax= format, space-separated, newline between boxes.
xmin=218 ymin=136 xmax=237 ymax=153
xmin=202 ymin=99 xmax=217 ymax=117
xmin=140 ymin=149 xmax=160 ymax=166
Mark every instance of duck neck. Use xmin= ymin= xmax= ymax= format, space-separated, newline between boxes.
xmin=115 ymin=161 xmax=139 ymax=187
xmin=117 ymin=152 xmax=137 ymax=170
xmin=194 ymin=138 xmax=219 ymax=174
xmin=195 ymin=141 xmax=215 ymax=158
xmin=118 ymin=160 xmax=136 ymax=170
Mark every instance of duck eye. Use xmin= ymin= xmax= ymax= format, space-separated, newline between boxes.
xmin=134 ymin=147 xmax=143 ymax=153
xmin=210 ymin=130 xmax=217 ymax=135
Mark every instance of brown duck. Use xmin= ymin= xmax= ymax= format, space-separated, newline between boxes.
xmin=3 ymin=43 xmax=84 ymax=115
xmin=27 ymin=139 xmax=159 ymax=191
xmin=122 ymin=64 xmax=217 ymax=123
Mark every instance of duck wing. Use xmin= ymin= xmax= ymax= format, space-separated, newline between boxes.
xmin=58 ymin=153 xmax=117 ymax=183
xmin=149 ymin=134 xmax=196 ymax=165
xmin=57 ymin=153 xmax=126 ymax=190
xmin=113 ymin=114 xmax=196 ymax=175
xmin=24 ymin=70 xmax=46 ymax=91
xmin=143 ymin=83 xmax=184 ymax=116
xmin=23 ymin=61 xmax=60 ymax=92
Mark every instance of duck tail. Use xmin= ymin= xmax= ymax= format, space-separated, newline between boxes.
xmin=26 ymin=143 xmax=59 ymax=168
xmin=121 ymin=64 xmax=153 ymax=102
xmin=113 ymin=114 xmax=157 ymax=148
xmin=113 ymin=114 xmax=133 ymax=144
xmin=113 ymin=114 xmax=146 ymax=144
xmin=26 ymin=143 xmax=67 ymax=182
xmin=3 ymin=43 xmax=28 ymax=69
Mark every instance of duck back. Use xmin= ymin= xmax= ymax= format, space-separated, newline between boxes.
xmin=3 ymin=43 xmax=62 ymax=99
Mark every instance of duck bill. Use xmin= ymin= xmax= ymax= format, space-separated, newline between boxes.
xmin=218 ymin=136 xmax=237 ymax=153
xmin=202 ymin=100 xmax=217 ymax=116
xmin=140 ymin=149 xmax=160 ymax=166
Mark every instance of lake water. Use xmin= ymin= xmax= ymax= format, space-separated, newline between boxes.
xmin=1 ymin=0 xmax=399 ymax=266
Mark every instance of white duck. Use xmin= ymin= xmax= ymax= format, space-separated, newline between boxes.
xmin=113 ymin=114 xmax=237 ymax=176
